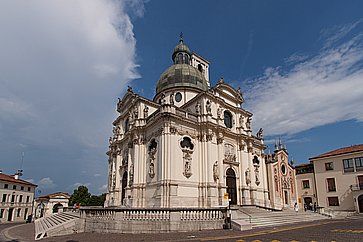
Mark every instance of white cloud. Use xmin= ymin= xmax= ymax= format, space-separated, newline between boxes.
xmin=245 ymin=21 xmax=363 ymax=136
xmin=98 ymin=184 xmax=108 ymax=193
xmin=0 ymin=1 xmax=142 ymax=193
xmin=38 ymin=177 xmax=56 ymax=189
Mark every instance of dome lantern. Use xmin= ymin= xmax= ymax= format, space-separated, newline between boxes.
xmin=172 ymin=33 xmax=191 ymax=65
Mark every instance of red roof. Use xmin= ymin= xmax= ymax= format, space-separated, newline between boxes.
xmin=0 ymin=173 xmax=37 ymax=187
xmin=310 ymin=144 xmax=363 ymax=160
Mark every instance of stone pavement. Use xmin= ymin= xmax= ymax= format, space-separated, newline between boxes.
xmin=1 ymin=218 xmax=363 ymax=242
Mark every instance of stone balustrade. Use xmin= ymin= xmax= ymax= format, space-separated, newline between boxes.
xmin=80 ymin=207 xmax=227 ymax=233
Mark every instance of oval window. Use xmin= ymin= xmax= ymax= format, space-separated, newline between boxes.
xmin=175 ymin=92 xmax=182 ymax=102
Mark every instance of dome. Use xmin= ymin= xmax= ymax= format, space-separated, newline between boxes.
xmin=156 ymin=64 xmax=208 ymax=94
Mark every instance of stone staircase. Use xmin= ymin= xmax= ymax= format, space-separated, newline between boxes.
xmin=231 ymin=206 xmax=330 ymax=230
xmin=35 ymin=211 xmax=81 ymax=240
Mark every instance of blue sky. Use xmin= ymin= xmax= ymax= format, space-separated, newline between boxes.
xmin=0 ymin=0 xmax=362 ymax=195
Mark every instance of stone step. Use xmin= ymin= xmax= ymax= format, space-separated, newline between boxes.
xmin=35 ymin=212 xmax=81 ymax=240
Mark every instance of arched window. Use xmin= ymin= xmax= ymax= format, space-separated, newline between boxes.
xmin=178 ymin=53 xmax=183 ymax=64
xmin=224 ymin=110 xmax=233 ymax=128
xmin=197 ymin=64 xmax=203 ymax=72
xmin=185 ymin=55 xmax=190 ymax=64
xmin=180 ymin=137 xmax=194 ymax=150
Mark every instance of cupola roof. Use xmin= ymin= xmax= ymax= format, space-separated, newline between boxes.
xmin=156 ymin=35 xmax=208 ymax=94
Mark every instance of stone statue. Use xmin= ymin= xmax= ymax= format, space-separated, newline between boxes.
xmin=143 ymin=105 xmax=149 ymax=118
xmin=129 ymin=163 xmax=134 ymax=186
xmin=217 ymin=106 xmax=222 ymax=119
xmin=149 ymin=163 xmax=155 ymax=179
xmin=133 ymin=107 xmax=138 ymax=119
xmin=255 ymin=166 xmax=260 ymax=186
xmin=237 ymin=87 xmax=242 ymax=94
xmin=170 ymin=93 xmax=174 ymax=105
xmin=245 ymin=168 xmax=251 ymax=185
xmin=109 ymin=137 xmax=113 ymax=145
xmin=206 ymin=100 xmax=212 ymax=114
xmin=213 ymin=161 xmax=219 ymax=182
xmin=127 ymin=86 xmax=133 ymax=92
xmin=195 ymin=103 xmax=201 ymax=114
xmin=246 ymin=117 xmax=252 ymax=130
xmin=256 ymin=128 xmax=263 ymax=139
xmin=239 ymin=115 xmax=245 ymax=127
xmin=160 ymin=93 xmax=166 ymax=105
xmin=183 ymin=152 xmax=192 ymax=178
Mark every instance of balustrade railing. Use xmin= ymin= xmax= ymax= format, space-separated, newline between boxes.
xmin=81 ymin=207 xmax=226 ymax=222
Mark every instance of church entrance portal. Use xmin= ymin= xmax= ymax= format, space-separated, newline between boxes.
xmin=226 ymin=168 xmax=237 ymax=205
xmin=121 ymin=171 xmax=128 ymax=205
xmin=284 ymin=190 xmax=289 ymax=205
xmin=358 ymin=195 xmax=363 ymax=213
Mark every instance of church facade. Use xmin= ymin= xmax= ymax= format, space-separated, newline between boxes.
xmin=105 ymin=37 xmax=271 ymax=208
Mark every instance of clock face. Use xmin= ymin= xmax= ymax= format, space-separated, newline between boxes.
xmin=175 ymin=92 xmax=182 ymax=102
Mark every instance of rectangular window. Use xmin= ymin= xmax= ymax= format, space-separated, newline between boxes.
xmin=11 ymin=195 xmax=15 ymax=203
xmin=327 ymin=178 xmax=336 ymax=192
xmin=328 ymin=197 xmax=339 ymax=206
xmin=343 ymin=158 xmax=354 ymax=172
xmin=24 ymin=208 xmax=28 ymax=220
xmin=27 ymin=187 xmax=31 ymax=192
xmin=21 ymin=186 xmax=24 ymax=191
xmin=4 ymin=184 xmax=8 ymax=189
xmin=17 ymin=208 xmax=21 ymax=217
xmin=355 ymin=157 xmax=363 ymax=171
xmin=12 ymin=185 xmax=16 ymax=190
xmin=26 ymin=196 xmax=30 ymax=203
xmin=19 ymin=195 xmax=23 ymax=203
xmin=0 ymin=209 xmax=4 ymax=218
xmin=325 ymin=162 xmax=334 ymax=171
xmin=302 ymin=180 xmax=310 ymax=189
xmin=358 ymin=175 xmax=363 ymax=190
xmin=2 ymin=194 xmax=6 ymax=202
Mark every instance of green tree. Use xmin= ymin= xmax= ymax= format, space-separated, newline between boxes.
xmin=88 ymin=193 xmax=106 ymax=206
xmin=69 ymin=185 xmax=91 ymax=206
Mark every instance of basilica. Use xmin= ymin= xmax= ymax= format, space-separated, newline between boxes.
xmin=105 ymin=37 xmax=296 ymax=209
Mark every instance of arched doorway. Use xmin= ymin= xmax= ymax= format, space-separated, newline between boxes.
xmin=358 ymin=194 xmax=363 ymax=213
xmin=226 ymin=168 xmax=237 ymax=205
xmin=121 ymin=171 xmax=128 ymax=205
xmin=53 ymin=203 xmax=63 ymax=213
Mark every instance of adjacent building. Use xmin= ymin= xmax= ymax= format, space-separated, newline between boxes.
xmin=105 ymin=37 xmax=271 ymax=209
xmin=295 ymin=163 xmax=317 ymax=210
xmin=265 ymin=140 xmax=297 ymax=210
xmin=34 ymin=192 xmax=70 ymax=219
xmin=309 ymin=144 xmax=363 ymax=213
xmin=0 ymin=171 xmax=37 ymax=223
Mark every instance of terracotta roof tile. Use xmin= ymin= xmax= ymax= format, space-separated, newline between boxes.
xmin=310 ymin=144 xmax=363 ymax=160
xmin=0 ymin=173 xmax=37 ymax=187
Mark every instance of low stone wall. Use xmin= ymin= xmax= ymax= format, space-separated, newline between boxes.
xmin=81 ymin=207 xmax=227 ymax=233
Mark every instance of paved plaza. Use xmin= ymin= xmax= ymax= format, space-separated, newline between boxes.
xmin=1 ymin=218 xmax=363 ymax=242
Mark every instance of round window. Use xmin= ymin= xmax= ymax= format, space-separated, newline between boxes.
xmin=175 ymin=92 xmax=182 ymax=102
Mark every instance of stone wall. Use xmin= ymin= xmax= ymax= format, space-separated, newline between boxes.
xmin=81 ymin=207 xmax=226 ymax=233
